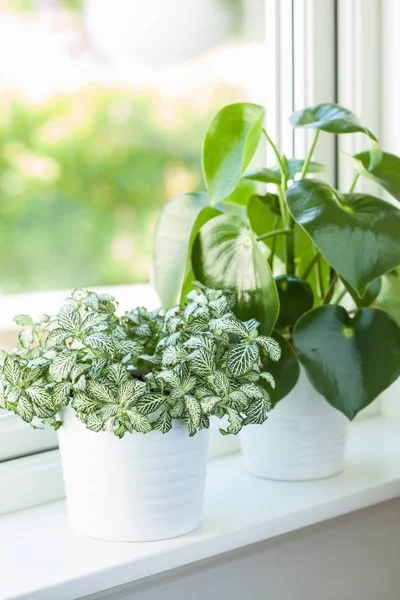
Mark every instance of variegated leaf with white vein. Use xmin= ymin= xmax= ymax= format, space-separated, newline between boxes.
xmin=3 ymin=357 xmax=21 ymax=387
xmin=256 ymin=336 xmax=281 ymax=361
xmin=52 ymin=381 xmax=73 ymax=405
xmin=220 ymin=407 xmax=243 ymax=435
xmin=84 ymin=333 xmax=115 ymax=354
xmin=135 ymin=393 xmax=165 ymax=415
xmin=126 ymin=411 xmax=152 ymax=433
xmin=244 ymin=389 xmax=270 ymax=425
xmin=188 ymin=348 xmax=214 ymax=376
xmin=58 ymin=305 xmax=80 ymax=333
xmin=226 ymin=343 xmax=259 ymax=377
xmin=212 ymin=318 xmax=249 ymax=338
xmin=200 ymin=395 xmax=220 ymax=413
xmin=87 ymin=380 xmax=115 ymax=403
xmin=184 ymin=395 xmax=202 ymax=428
xmin=17 ymin=394 xmax=33 ymax=422
xmin=49 ymin=351 xmax=77 ymax=382
xmin=46 ymin=328 xmax=69 ymax=348
xmin=152 ymin=410 xmax=172 ymax=434
xmin=259 ymin=371 xmax=276 ymax=388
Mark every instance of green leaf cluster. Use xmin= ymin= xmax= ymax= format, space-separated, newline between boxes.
xmin=0 ymin=286 xmax=281 ymax=437
xmin=153 ymin=101 xmax=400 ymax=420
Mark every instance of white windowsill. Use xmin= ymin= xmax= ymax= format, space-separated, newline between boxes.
xmin=1 ymin=416 xmax=400 ymax=600
xmin=0 ymin=284 xmax=159 ymax=331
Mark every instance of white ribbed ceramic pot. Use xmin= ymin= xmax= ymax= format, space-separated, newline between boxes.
xmin=240 ymin=369 xmax=349 ymax=481
xmin=58 ymin=407 xmax=209 ymax=542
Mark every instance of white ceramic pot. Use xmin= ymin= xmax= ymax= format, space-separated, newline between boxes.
xmin=380 ymin=376 xmax=400 ymax=416
xmin=240 ymin=369 xmax=349 ymax=481
xmin=58 ymin=407 xmax=209 ymax=542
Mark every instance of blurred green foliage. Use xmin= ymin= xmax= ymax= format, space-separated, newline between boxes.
xmin=0 ymin=87 xmax=239 ymax=293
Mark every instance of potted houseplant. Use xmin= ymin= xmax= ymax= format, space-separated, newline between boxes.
xmin=0 ymin=285 xmax=279 ymax=541
xmin=153 ymin=102 xmax=400 ymax=481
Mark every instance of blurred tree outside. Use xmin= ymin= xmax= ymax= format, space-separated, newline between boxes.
xmin=0 ymin=0 xmax=265 ymax=293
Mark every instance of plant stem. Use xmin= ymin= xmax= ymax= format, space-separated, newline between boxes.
xmin=286 ymin=214 xmax=295 ymax=275
xmin=301 ymin=251 xmax=320 ymax=279
xmin=300 ymin=130 xmax=320 ymax=179
xmin=262 ymin=128 xmax=287 ymax=180
xmin=348 ymin=172 xmax=360 ymax=193
xmin=262 ymin=128 xmax=288 ymax=222
xmin=334 ymin=288 xmax=348 ymax=305
xmin=256 ymin=228 xmax=291 ymax=242
xmin=317 ymin=257 xmax=325 ymax=300
xmin=268 ymin=215 xmax=280 ymax=269
xmin=262 ymin=127 xmax=295 ymax=274
xmin=323 ymin=272 xmax=339 ymax=304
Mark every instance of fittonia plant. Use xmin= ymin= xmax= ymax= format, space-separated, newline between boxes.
xmin=0 ymin=285 xmax=281 ymax=437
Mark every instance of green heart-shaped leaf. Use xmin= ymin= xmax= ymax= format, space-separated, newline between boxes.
xmin=286 ymin=179 xmax=400 ymax=296
xmin=153 ymin=192 xmax=220 ymax=309
xmin=243 ymin=168 xmax=281 ymax=184
xmin=244 ymin=160 xmax=325 ymax=185
xmin=290 ymin=103 xmax=382 ymax=168
xmin=275 ymin=275 xmax=314 ymax=329
xmin=283 ymin=159 xmax=326 ymax=180
xmin=376 ymin=269 xmax=400 ymax=325
xmin=290 ymin=103 xmax=377 ymax=138
xmin=342 ymin=278 xmax=382 ymax=308
xmin=203 ymin=103 xmax=265 ymax=205
xmin=260 ymin=330 xmax=299 ymax=407
xmin=352 ymin=151 xmax=400 ymax=202
xmin=293 ymin=305 xmax=400 ymax=419
xmin=192 ymin=214 xmax=279 ymax=334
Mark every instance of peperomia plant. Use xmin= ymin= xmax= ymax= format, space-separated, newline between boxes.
xmin=0 ymin=285 xmax=280 ymax=437
xmin=154 ymin=102 xmax=400 ymax=420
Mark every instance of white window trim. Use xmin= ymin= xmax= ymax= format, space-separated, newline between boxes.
xmin=0 ymin=0 xmax=384 ymax=516
xmin=265 ymin=0 xmax=337 ymax=182
xmin=337 ymin=0 xmax=382 ymax=191
xmin=0 ymin=413 xmax=57 ymax=462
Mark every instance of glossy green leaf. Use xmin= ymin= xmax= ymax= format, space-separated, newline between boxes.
xmin=290 ymin=103 xmax=381 ymax=168
xmin=247 ymin=194 xmax=284 ymax=256
xmin=286 ymin=179 xmax=400 ymax=296
xmin=275 ymin=275 xmax=314 ymax=329
xmin=244 ymin=160 xmax=325 ymax=184
xmin=283 ymin=159 xmax=326 ymax=180
xmin=352 ymin=151 xmax=400 ymax=202
xmin=223 ymin=179 xmax=257 ymax=206
xmin=254 ymin=192 xmax=281 ymax=216
xmin=244 ymin=168 xmax=281 ymax=185
xmin=259 ymin=330 xmax=300 ymax=407
xmin=290 ymin=103 xmax=377 ymax=139
xmin=376 ymin=269 xmax=400 ymax=325
xmin=192 ymin=214 xmax=279 ymax=334
xmin=203 ymin=103 xmax=265 ymax=204
xmin=153 ymin=192 xmax=220 ymax=310
xmin=342 ymin=278 xmax=382 ymax=308
xmin=293 ymin=305 xmax=400 ymax=419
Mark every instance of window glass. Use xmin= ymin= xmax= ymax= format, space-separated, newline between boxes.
xmin=0 ymin=0 xmax=266 ymax=294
